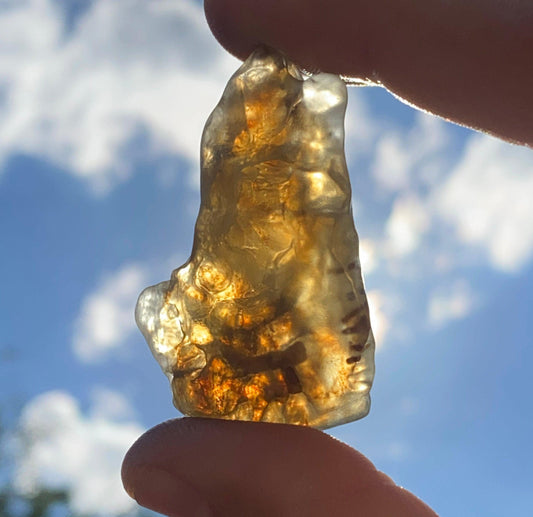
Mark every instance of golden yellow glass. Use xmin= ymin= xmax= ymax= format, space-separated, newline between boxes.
xmin=136 ymin=47 xmax=375 ymax=429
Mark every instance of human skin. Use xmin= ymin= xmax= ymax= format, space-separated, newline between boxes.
xmin=122 ymin=418 xmax=437 ymax=517
xmin=204 ymin=0 xmax=533 ymax=147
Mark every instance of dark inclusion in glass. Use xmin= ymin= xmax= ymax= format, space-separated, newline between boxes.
xmin=136 ymin=47 xmax=375 ymax=429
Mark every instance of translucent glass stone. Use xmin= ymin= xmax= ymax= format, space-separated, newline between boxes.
xmin=136 ymin=47 xmax=375 ymax=429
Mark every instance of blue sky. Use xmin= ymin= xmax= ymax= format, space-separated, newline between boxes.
xmin=1 ymin=1 xmax=533 ymax=516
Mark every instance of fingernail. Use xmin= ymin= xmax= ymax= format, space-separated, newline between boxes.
xmin=127 ymin=466 xmax=212 ymax=517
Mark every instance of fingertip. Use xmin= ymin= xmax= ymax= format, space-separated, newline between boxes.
xmin=122 ymin=420 xmax=216 ymax=517
xmin=121 ymin=418 xmax=182 ymax=486
xmin=204 ymin=0 xmax=259 ymax=61
xmin=204 ymin=0 xmax=378 ymax=78
xmin=122 ymin=419 xmax=437 ymax=516
xmin=121 ymin=419 xmax=179 ymax=497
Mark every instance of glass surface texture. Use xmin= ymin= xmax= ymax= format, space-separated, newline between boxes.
xmin=136 ymin=47 xmax=375 ymax=429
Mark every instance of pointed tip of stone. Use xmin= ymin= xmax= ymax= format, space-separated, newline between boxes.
xmin=240 ymin=45 xmax=306 ymax=82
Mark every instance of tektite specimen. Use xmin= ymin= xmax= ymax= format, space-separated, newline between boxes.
xmin=136 ymin=48 xmax=375 ymax=429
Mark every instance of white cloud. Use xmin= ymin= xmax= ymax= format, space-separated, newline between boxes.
xmin=359 ymin=238 xmax=378 ymax=275
xmin=90 ymin=386 xmax=137 ymax=422
xmin=0 ymin=0 xmax=238 ymax=193
xmin=427 ymin=279 xmax=476 ymax=328
xmin=73 ymin=263 xmax=147 ymax=362
xmin=345 ymin=88 xmax=378 ymax=158
xmin=371 ymin=112 xmax=449 ymax=192
xmin=372 ymin=132 xmax=411 ymax=191
xmin=367 ymin=289 xmax=390 ymax=349
xmin=13 ymin=390 xmax=144 ymax=516
xmin=435 ymin=134 xmax=533 ymax=272
xmin=385 ymin=194 xmax=430 ymax=257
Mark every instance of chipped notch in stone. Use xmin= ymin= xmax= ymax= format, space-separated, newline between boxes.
xmin=135 ymin=47 xmax=375 ymax=429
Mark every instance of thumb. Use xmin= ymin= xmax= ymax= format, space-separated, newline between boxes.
xmin=204 ymin=0 xmax=533 ymax=146
xmin=122 ymin=418 xmax=437 ymax=517
xmin=204 ymin=0 xmax=380 ymax=79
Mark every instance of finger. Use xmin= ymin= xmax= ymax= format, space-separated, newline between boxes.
xmin=122 ymin=418 xmax=437 ymax=517
xmin=205 ymin=0 xmax=533 ymax=146
xmin=204 ymin=0 xmax=380 ymax=77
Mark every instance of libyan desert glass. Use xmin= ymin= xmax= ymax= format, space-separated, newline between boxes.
xmin=135 ymin=47 xmax=375 ymax=429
